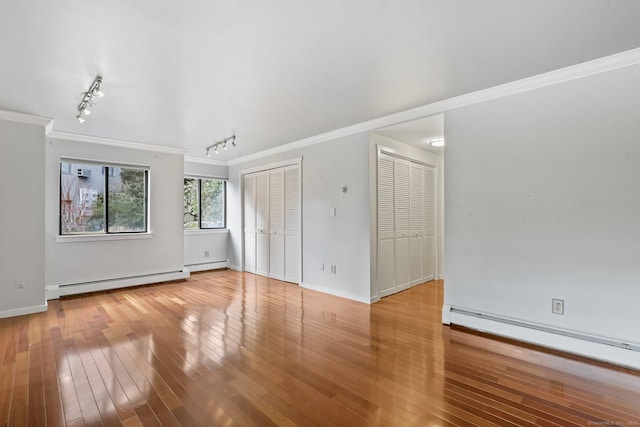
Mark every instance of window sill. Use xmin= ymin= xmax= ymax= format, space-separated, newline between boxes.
xmin=184 ymin=229 xmax=229 ymax=236
xmin=56 ymin=233 xmax=154 ymax=243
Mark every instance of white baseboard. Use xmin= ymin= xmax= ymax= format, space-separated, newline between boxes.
xmin=300 ymin=282 xmax=370 ymax=304
xmin=229 ymin=265 xmax=242 ymax=272
xmin=185 ymin=261 xmax=228 ymax=273
xmin=448 ymin=307 xmax=640 ymax=370
xmin=0 ymin=303 xmax=48 ymax=319
xmin=46 ymin=270 xmax=190 ymax=300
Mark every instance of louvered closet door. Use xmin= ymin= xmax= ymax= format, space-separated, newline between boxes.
xmin=409 ymin=163 xmax=424 ymax=286
xmin=378 ymin=154 xmax=396 ymax=297
xmin=422 ymin=165 xmax=435 ymax=282
xmin=243 ymin=174 xmax=257 ymax=273
xmin=255 ymin=172 xmax=270 ymax=277
xmin=268 ymin=169 xmax=285 ymax=280
xmin=394 ymin=158 xmax=411 ymax=292
xmin=284 ymin=166 xmax=301 ymax=283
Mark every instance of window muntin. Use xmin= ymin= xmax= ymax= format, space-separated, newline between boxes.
xmin=60 ymin=161 xmax=149 ymax=235
xmin=184 ymin=178 xmax=226 ymax=229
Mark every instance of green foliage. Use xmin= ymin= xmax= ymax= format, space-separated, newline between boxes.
xmin=107 ymin=168 xmax=146 ymax=232
xmin=201 ymin=179 xmax=224 ymax=228
xmin=184 ymin=178 xmax=199 ymax=229
xmin=87 ymin=192 xmax=105 ymax=231
xmin=183 ymin=178 xmax=224 ymax=229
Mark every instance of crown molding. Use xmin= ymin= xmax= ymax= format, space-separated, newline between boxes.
xmin=228 ymin=47 xmax=640 ymax=166
xmin=47 ymin=131 xmax=187 ymax=155
xmin=0 ymin=109 xmax=53 ymax=132
xmin=184 ymin=156 xmax=227 ymax=166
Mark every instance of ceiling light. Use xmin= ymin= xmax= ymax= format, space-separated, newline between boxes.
xmin=76 ymin=75 xmax=103 ymax=123
xmin=428 ymin=137 xmax=445 ymax=147
xmin=206 ymin=135 xmax=237 ymax=156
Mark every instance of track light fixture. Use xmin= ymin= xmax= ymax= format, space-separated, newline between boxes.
xmin=76 ymin=75 xmax=104 ymax=123
xmin=206 ymin=135 xmax=236 ymax=157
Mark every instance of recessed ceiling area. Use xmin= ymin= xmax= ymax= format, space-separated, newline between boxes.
xmin=374 ymin=114 xmax=444 ymax=155
xmin=1 ymin=1 xmax=640 ymax=161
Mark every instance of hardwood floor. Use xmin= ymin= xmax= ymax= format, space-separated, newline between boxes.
xmin=1 ymin=271 xmax=639 ymax=426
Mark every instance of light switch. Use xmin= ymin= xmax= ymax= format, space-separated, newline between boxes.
xmin=330 ymin=208 xmax=336 ymax=217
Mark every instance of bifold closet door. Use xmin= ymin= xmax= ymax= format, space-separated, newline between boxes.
xmin=268 ymin=169 xmax=285 ymax=280
xmin=243 ymin=164 xmax=301 ymax=283
xmin=394 ymin=158 xmax=411 ymax=292
xmin=284 ymin=166 xmax=301 ymax=283
xmin=243 ymin=174 xmax=257 ymax=273
xmin=377 ymin=154 xmax=396 ymax=297
xmin=377 ymin=152 xmax=437 ymax=298
xmin=409 ymin=163 xmax=424 ymax=286
xmin=255 ymin=172 xmax=270 ymax=277
xmin=422 ymin=165 xmax=435 ymax=282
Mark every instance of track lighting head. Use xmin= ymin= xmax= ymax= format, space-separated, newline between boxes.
xmin=76 ymin=75 xmax=104 ymax=123
xmin=205 ymin=135 xmax=237 ymax=157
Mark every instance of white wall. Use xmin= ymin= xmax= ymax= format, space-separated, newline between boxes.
xmin=444 ymin=63 xmax=640 ymax=366
xmin=228 ymin=133 xmax=372 ymax=303
xmin=183 ymin=160 xmax=229 ymax=271
xmin=0 ymin=118 xmax=47 ymax=317
xmin=45 ymin=138 xmax=185 ymax=289
xmin=368 ymin=132 xmax=444 ymax=301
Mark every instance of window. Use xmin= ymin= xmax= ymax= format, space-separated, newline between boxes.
xmin=184 ymin=178 xmax=226 ymax=229
xmin=60 ymin=161 xmax=149 ymax=235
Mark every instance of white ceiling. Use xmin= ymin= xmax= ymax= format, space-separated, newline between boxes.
xmin=2 ymin=1 xmax=640 ymax=161
xmin=375 ymin=114 xmax=444 ymax=155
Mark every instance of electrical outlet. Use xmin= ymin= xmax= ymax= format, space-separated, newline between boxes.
xmin=15 ymin=278 xmax=25 ymax=289
xmin=330 ymin=265 xmax=336 ymax=274
xmin=204 ymin=250 xmax=210 ymax=258
xmin=552 ymin=298 xmax=564 ymax=315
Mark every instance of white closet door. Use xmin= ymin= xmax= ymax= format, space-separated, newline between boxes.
xmin=243 ymin=174 xmax=257 ymax=273
xmin=255 ymin=172 xmax=270 ymax=277
xmin=394 ymin=158 xmax=411 ymax=292
xmin=378 ymin=154 xmax=396 ymax=297
xmin=409 ymin=163 xmax=424 ymax=286
xmin=284 ymin=166 xmax=301 ymax=283
xmin=422 ymin=165 xmax=435 ymax=282
xmin=269 ymin=169 xmax=285 ymax=280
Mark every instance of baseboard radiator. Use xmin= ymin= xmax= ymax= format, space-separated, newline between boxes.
xmin=447 ymin=306 xmax=640 ymax=369
xmin=46 ymin=269 xmax=190 ymax=300
xmin=184 ymin=260 xmax=228 ymax=273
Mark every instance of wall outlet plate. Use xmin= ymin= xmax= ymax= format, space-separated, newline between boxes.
xmin=552 ymin=298 xmax=564 ymax=315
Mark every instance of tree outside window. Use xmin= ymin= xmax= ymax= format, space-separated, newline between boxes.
xmin=60 ymin=161 xmax=148 ymax=235
xmin=184 ymin=178 xmax=225 ymax=229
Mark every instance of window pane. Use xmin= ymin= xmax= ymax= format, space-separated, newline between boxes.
xmin=201 ymin=179 xmax=225 ymax=228
xmin=60 ymin=162 xmax=105 ymax=234
xmin=107 ymin=167 xmax=147 ymax=233
xmin=183 ymin=178 xmax=199 ymax=230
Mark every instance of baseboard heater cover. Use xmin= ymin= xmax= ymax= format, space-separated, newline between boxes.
xmin=447 ymin=306 xmax=640 ymax=370
xmin=46 ymin=269 xmax=190 ymax=299
xmin=185 ymin=260 xmax=228 ymax=273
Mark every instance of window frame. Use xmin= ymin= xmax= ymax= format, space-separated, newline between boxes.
xmin=59 ymin=159 xmax=150 ymax=236
xmin=184 ymin=176 xmax=227 ymax=230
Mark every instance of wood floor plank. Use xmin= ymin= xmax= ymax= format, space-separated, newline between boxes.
xmin=1 ymin=272 xmax=639 ymax=426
